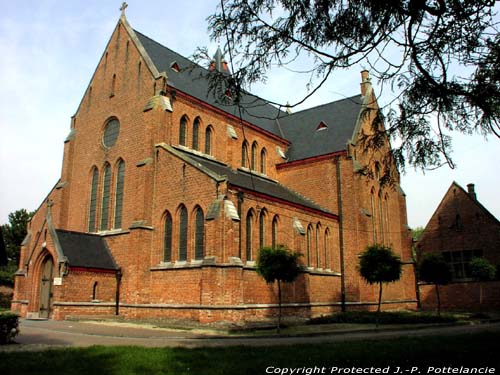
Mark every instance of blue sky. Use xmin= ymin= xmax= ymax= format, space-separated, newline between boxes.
xmin=1 ymin=0 xmax=499 ymax=229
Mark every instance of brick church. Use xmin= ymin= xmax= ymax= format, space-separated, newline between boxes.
xmin=12 ymin=11 xmax=416 ymax=323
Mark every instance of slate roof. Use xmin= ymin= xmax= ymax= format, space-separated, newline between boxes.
xmin=55 ymin=229 xmax=119 ymax=270
xmin=173 ymin=148 xmax=334 ymax=216
xmin=278 ymin=95 xmax=364 ymax=161
xmin=135 ymin=29 xmax=364 ymax=162
xmin=135 ymin=31 xmax=285 ymax=137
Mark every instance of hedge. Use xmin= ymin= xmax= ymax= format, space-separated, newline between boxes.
xmin=0 ymin=312 xmax=19 ymax=344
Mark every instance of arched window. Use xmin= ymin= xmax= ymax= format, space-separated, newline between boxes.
xmin=92 ymin=281 xmax=98 ymax=301
xmin=163 ymin=211 xmax=173 ymax=262
xmin=192 ymin=117 xmax=200 ymax=150
xmin=110 ymin=73 xmax=116 ymax=96
xmin=178 ymin=205 xmax=188 ymax=261
xmin=179 ymin=116 xmax=188 ymax=146
xmin=324 ymin=228 xmax=330 ymax=270
xmin=307 ymin=224 xmax=313 ymax=266
xmin=88 ymin=167 xmax=99 ymax=232
xmin=251 ymin=141 xmax=258 ymax=171
xmin=378 ymin=191 xmax=384 ymax=243
xmin=100 ymin=163 xmax=112 ymax=231
xmin=316 ymin=223 xmax=321 ymax=268
xmin=113 ymin=160 xmax=125 ymax=229
xmin=259 ymin=209 xmax=267 ymax=249
xmin=260 ymin=148 xmax=267 ymax=174
xmin=272 ymin=215 xmax=279 ymax=249
xmin=242 ymin=141 xmax=249 ymax=167
xmin=205 ymin=126 xmax=213 ymax=155
xmin=384 ymin=194 xmax=390 ymax=243
xmin=370 ymin=188 xmax=377 ymax=242
xmin=246 ymin=210 xmax=254 ymax=261
xmin=194 ymin=207 xmax=205 ymax=260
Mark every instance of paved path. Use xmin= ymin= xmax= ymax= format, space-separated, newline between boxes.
xmin=3 ymin=319 xmax=500 ymax=350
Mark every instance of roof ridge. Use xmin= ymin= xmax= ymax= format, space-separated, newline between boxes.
xmin=279 ymin=94 xmax=362 ymax=119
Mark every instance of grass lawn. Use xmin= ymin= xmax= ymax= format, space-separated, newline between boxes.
xmin=1 ymin=332 xmax=498 ymax=375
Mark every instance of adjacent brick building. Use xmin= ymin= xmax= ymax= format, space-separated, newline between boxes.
xmin=12 ymin=12 xmax=416 ymax=323
xmin=417 ymin=182 xmax=500 ymax=311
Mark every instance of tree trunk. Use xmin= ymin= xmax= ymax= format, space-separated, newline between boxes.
xmin=277 ymin=280 xmax=282 ymax=334
xmin=435 ymin=284 xmax=441 ymax=316
xmin=377 ymin=282 xmax=383 ymax=313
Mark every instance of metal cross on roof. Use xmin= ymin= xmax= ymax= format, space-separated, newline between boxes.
xmin=120 ymin=2 xmax=128 ymax=15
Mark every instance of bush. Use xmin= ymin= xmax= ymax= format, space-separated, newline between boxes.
xmin=0 ymin=312 xmax=19 ymax=344
xmin=0 ymin=264 xmax=17 ymax=287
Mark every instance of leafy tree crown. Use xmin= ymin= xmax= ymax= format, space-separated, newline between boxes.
xmin=418 ymin=253 xmax=452 ymax=285
xmin=358 ymin=244 xmax=402 ymax=284
xmin=256 ymin=246 xmax=302 ymax=284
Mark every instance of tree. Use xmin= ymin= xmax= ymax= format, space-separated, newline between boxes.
xmin=0 ymin=226 xmax=7 ymax=267
xmin=256 ymin=245 xmax=301 ymax=333
xmin=470 ymin=257 xmax=496 ymax=309
xmin=418 ymin=253 xmax=452 ymax=315
xmin=203 ymin=1 xmax=499 ymax=177
xmin=358 ymin=244 xmax=402 ymax=314
xmin=1 ymin=209 xmax=33 ymax=265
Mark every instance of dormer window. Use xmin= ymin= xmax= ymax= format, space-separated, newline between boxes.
xmin=316 ymin=121 xmax=328 ymax=131
xmin=170 ymin=61 xmax=180 ymax=72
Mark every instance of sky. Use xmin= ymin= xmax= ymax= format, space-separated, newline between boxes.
xmin=0 ymin=0 xmax=499 ymax=229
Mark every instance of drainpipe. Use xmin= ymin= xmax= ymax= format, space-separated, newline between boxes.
xmin=335 ymin=156 xmax=346 ymax=312
xmin=115 ymin=268 xmax=122 ymax=315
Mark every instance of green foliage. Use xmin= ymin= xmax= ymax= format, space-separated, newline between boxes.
xmin=470 ymin=257 xmax=496 ymax=282
xmin=256 ymin=246 xmax=301 ymax=284
xmin=2 ymin=209 xmax=33 ymax=265
xmin=0 ymin=264 xmax=17 ymax=287
xmin=359 ymin=244 xmax=402 ymax=285
xmin=411 ymin=227 xmax=425 ymax=242
xmin=418 ymin=253 xmax=452 ymax=285
xmin=203 ymin=1 xmax=500 ymax=175
xmin=0 ymin=312 xmax=19 ymax=344
xmin=308 ymin=311 xmax=458 ymax=325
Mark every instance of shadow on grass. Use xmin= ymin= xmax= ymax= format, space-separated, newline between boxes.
xmin=1 ymin=332 xmax=499 ymax=375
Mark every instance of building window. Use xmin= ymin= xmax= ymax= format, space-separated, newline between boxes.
xmin=259 ymin=209 xmax=266 ymax=249
xmin=384 ymin=194 xmax=390 ymax=243
xmin=260 ymin=148 xmax=267 ymax=174
xmin=88 ymin=167 xmax=99 ymax=232
xmin=455 ymin=214 xmax=463 ymax=232
xmin=307 ymin=224 xmax=313 ymax=267
xmin=246 ymin=210 xmax=254 ymax=261
xmin=92 ymin=282 xmax=98 ymax=301
xmin=113 ymin=160 xmax=125 ymax=229
xmin=205 ymin=126 xmax=213 ymax=155
xmin=163 ymin=211 xmax=173 ymax=262
xmin=242 ymin=141 xmax=249 ymax=168
xmin=100 ymin=163 xmax=112 ymax=231
xmin=110 ymin=74 xmax=116 ymax=97
xmin=251 ymin=141 xmax=258 ymax=171
xmin=178 ymin=205 xmax=188 ymax=261
xmin=370 ymin=188 xmax=377 ymax=242
xmin=102 ymin=118 xmax=120 ymax=148
xmin=194 ymin=207 xmax=205 ymax=260
xmin=442 ymin=250 xmax=483 ymax=280
xmin=324 ymin=228 xmax=330 ymax=269
xmin=192 ymin=117 xmax=200 ymax=150
xmin=378 ymin=191 xmax=384 ymax=244
xmin=316 ymin=223 xmax=321 ymax=268
xmin=272 ymin=215 xmax=279 ymax=249
xmin=179 ymin=116 xmax=188 ymax=146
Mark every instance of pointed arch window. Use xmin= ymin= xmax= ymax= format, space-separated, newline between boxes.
xmin=316 ymin=223 xmax=321 ymax=268
xmin=260 ymin=148 xmax=267 ymax=174
xmin=179 ymin=116 xmax=188 ymax=146
xmin=272 ymin=215 xmax=279 ymax=249
xmin=194 ymin=207 xmax=205 ymax=260
xmin=370 ymin=188 xmax=377 ymax=242
xmin=100 ymin=163 xmax=112 ymax=231
xmin=378 ymin=191 xmax=384 ymax=243
xmin=259 ymin=209 xmax=266 ymax=249
xmin=192 ymin=117 xmax=200 ymax=150
xmin=88 ymin=167 xmax=99 ymax=232
xmin=251 ymin=141 xmax=258 ymax=171
xmin=113 ymin=160 xmax=125 ymax=229
xmin=163 ymin=211 xmax=173 ymax=262
xmin=205 ymin=126 xmax=213 ymax=155
xmin=307 ymin=224 xmax=313 ymax=267
xmin=110 ymin=74 xmax=116 ymax=97
xmin=384 ymin=194 xmax=390 ymax=243
xmin=242 ymin=141 xmax=249 ymax=167
xmin=246 ymin=210 xmax=254 ymax=261
xmin=325 ymin=228 xmax=330 ymax=270
xmin=178 ymin=205 xmax=188 ymax=261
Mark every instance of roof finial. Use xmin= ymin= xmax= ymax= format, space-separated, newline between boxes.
xmin=120 ymin=2 xmax=128 ymax=16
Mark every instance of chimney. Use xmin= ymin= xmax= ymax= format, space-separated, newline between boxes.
xmin=467 ymin=183 xmax=477 ymax=200
xmin=360 ymin=70 xmax=370 ymax=96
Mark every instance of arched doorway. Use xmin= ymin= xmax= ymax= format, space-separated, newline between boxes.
xmin=39 ymin=256 xmax=54 ymax=318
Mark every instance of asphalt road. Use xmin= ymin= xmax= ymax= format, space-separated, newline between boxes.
xmin=3 ymin=319 xmax=499 ymax=350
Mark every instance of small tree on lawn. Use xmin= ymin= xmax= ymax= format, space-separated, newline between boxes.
xmin=418 ymin=253 xmax=452 ymax=316
xmin=470 ymin=257 xmax=496 ymax=310
xmin=256 ymin=246 xmax=301 ymax=333
xmin=359 ymin=244 xmax=402 ymax=314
